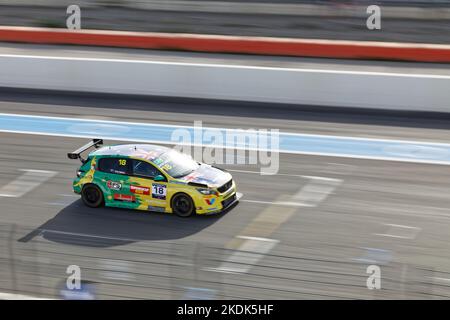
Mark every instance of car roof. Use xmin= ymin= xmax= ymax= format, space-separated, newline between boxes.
xmin=90 ymin=144 xmax=171 ymax=162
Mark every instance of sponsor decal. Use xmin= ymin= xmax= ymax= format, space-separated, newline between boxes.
xmin=112 ymin=169 xmax=127 ymax=175
xmin=130 ymin=185 xmax=150 ymax=195
xmin=113 ymin=194 xmax=136 ymax=202
xmin=182 ymin=169 xmax=219 ymax=185
xmin=205 ymin=198 xmax=216 ymax=205
xmin=107 ymin=180 xmax=122 ymax=191
xmin=148 ymin=206 xmax=165 ymax=212
xmin=152 ymin=183 xmax=167 ymax=200
xmin=131 ymin=149 xmax=161 ymax=161
xmin=184 ymin=171 xmax=200 ymax=182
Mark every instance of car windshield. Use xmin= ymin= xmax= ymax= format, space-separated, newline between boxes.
xmin=153 ymin=150 xmax=199 ymax=178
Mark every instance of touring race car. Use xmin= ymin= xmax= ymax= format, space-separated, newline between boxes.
xmin=68 ymin=139 xmax=238 ymax=217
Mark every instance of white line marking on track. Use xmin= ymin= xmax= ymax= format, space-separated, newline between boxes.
xmin=238 ymin=176 xmax=341 ymax=207
xmin=228 ymin=169 xmax=306 ymax=178
xmin=271 ymin=201 xmax=314 ymax=207
xmin=239 ymin=199 xmax=311 ymax=207
xmin=3 ymin=129 xmax=450 ymax=166
xmin=4 ymin=112 xmax=450 ymax=147
xmin=100 ymin=259 xmax=134 ymax=281
xmin=39 ymin=229 xmax=138 ymax=242
xmin=207 ymin=237 xmax=279 ymax=274
xmin=374 ymin=234 xmax=412 ymax=239
xmin=238 ymin=235 xmax=278 ymax=242
xmin=284 ymin=176 xmax=342 ymax=207
xmin=301 ymin=175 xmax=342 ymax=182
xmin=384 ymin=223 xmax=420 ymax=229
xmin=57 ymin=193 xmax=79 ymax=197
xmin=374 ymin=223 xmax=421 ymax=240
xmin=0 ymin=112 xmax=450 ymax=147
xmin=0 ymin=292 xmax=55 ymax=300
xmin=432 ymin=277 xmax=450 ymax=284
xmin=0 ymin=169 xmax=57 ymax=198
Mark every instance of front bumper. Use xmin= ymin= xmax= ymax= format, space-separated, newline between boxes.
xmin=197 ymin=181 xmax=238 ymax=215
xmin=203 ymin=193 xmax=238 ymax=215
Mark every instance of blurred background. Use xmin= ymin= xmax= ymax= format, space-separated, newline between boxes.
xmin=0 ymin=0 xmax=449 ymax=43
xmin=0 ymin=0 xmax=450 ymax=300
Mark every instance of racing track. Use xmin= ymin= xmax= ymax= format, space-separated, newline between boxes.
xmin=0 ymin=48 xmax=450 ymax=299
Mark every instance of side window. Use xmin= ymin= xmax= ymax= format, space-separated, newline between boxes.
xmin=98 ymin=158 xmax=130 ymax=175
xmin=132 ymin=160 xmax=162 ymax=179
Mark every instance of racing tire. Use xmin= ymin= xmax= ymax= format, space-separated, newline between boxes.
xmin=81 ymin=184 xmax=104 ymax=208
xmin=171 ymin=193 xmax=195 ymax=217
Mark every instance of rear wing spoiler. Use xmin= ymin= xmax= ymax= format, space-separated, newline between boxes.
xmin=68 ymin=139 xmax=103 ymax=163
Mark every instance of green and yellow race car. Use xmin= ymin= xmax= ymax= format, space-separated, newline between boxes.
xmin=68 ymin=139 xmax=238 ymax=217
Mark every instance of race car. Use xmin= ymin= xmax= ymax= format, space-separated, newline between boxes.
xmin=68 ymin=139 xmax=238 ymax=217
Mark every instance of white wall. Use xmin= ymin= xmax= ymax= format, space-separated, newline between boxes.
xmin=0 ymin=54 xmax=449 ymax=112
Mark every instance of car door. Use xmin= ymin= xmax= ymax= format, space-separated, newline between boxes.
xmin=96 ymin=157 xmax=135 ymax=208
xmin=130 ymin=159 xmax=169 ymax=212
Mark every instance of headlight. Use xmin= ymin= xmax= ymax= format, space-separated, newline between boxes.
xmin=77 ymin=170 xmax=84 ymax=178
xmin=196 ymin=188 xmax=217 ymax=196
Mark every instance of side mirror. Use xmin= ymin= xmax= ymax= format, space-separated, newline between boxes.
xmin=154 ymin=174 xmax=166 ymax=182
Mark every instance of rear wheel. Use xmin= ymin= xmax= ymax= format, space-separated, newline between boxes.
xmin=81 ymin=184 xmax=104 ymax=208
xmin=171 ymin=193 xmax=195 ymax=217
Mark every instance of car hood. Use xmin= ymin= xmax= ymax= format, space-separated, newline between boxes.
xmin=178 ymin=164 xmax=231 ymax=188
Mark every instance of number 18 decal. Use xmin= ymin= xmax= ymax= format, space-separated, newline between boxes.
xmin=152 ymin=183 xmax=167 ymax=200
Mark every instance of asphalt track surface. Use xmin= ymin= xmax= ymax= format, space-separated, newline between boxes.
xmin=1 ymin=47 xmax=450 ymax=299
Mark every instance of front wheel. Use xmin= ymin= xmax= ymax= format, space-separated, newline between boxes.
xmin=81 ymin=184 xmax=104 ymax=208
xmin=171 ymin=193 xmax=195 ymax=217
